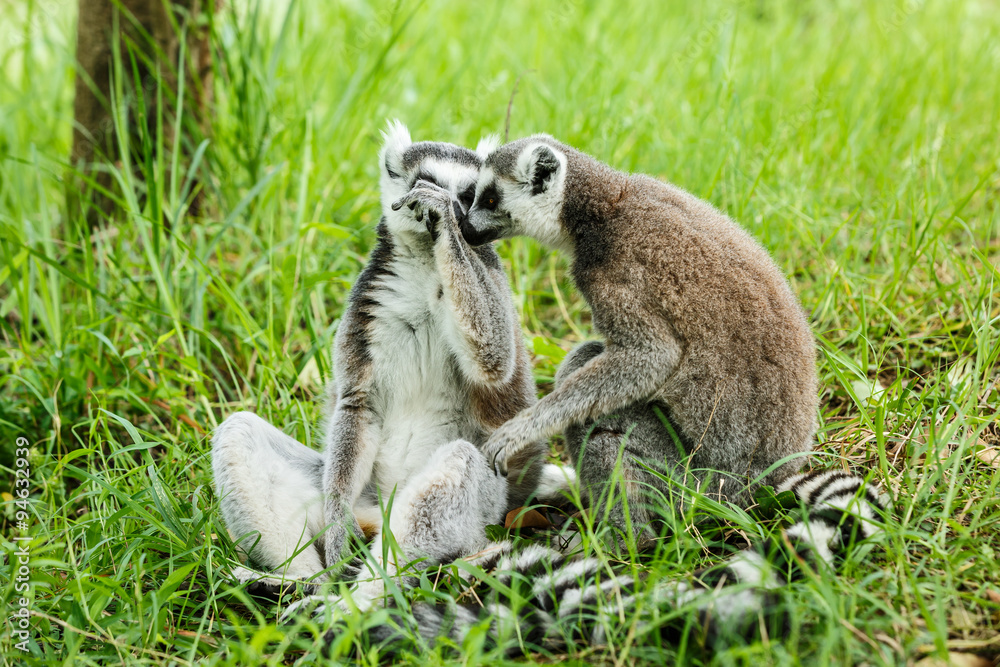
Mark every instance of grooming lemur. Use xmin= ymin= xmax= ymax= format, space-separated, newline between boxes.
xmin=211 ymin=122 xmax=568 ymax=608
xmin=448 ymin=134 xmax=819 ymax=540
xmin=337 ymin=469 xmax=889 ymax=657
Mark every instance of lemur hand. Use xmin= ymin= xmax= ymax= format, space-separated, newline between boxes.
xmin=323 ymin=506 xmax=363 ymax=572
xmin=391 ymin=181 xmax=462 ymax=240
xmin=482 ymin=421 xmax=526 ymax=477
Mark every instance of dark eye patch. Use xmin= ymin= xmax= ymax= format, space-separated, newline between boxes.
xmin=459 ymin=184 xmax=476 ymax=208
xmin=479 ymin=184 xmax=500 ymax=211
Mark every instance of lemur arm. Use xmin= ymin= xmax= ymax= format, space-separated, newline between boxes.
xmin=395 ymin=182 xmax=519 ymax=387
xmin=483 ymin=342 xmax=680 ymax=474
xmin=321 ymin=316 xmax=381 ymax=570
xmin=436 ymin=221 xmax=520 ymax=387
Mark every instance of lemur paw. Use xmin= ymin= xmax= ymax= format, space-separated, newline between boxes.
xmin=391 ymin=181 xmax=461 ymax=240
xmin=323 ymin=516 xmax=363 ymax=572
xmin=483 ymin=431 xmax=517 ymax=477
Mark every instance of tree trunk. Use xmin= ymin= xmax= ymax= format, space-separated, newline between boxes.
xmin=70 ymin=0 xmax=215 ymax=227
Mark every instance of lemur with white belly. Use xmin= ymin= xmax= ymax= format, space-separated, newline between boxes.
xmin=211 ymin=122 xmax=567 ymax=608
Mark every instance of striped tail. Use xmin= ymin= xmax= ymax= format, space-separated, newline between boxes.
xmin=652 ymin=469 xmax=890 ymax=641
xmin=332 ymin=470 xmax=889 ymax=657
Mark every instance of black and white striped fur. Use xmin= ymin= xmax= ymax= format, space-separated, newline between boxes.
xmin=339 ymin=469 xmax=888 ymax=657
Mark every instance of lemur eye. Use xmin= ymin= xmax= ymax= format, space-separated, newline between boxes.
xmin=480 ymin=186 xmax=499 ymax=211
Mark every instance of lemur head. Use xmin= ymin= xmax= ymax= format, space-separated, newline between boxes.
xmin=379 ymin=120 xmax=501 ymax=236
xmin=463 ymin=135 xmax=570 ymax=249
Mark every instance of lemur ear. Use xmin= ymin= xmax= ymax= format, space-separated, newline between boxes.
xmin=475 ymin=133 xmax=501 ymax=160
xmin=525 ymin=144 xmax=562 ymax=195
xmin=379 ymin=119 xmax=412 ymax=179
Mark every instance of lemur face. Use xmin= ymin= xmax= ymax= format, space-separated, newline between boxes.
xmin=464 ymin=138 xmax=569 ymax=249
xmin=379 ymin=120 xmax=499 ymax=236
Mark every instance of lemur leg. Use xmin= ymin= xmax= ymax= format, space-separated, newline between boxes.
xmin=355 ymin=439 xmax=506 ymax=601
xmin=212 ymin=412 xmax=327 ymax=582
xmin=484 ymin=337 xmax=682 ymax=475
xmin=283 ymin=439 xmax=506 ymax=619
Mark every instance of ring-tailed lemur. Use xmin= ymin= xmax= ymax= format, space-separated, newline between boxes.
xmin=329 ymin=469 xmax=888 ymax=658
xmin=211 ymin=122 xmax=570 ymax=609
xmin=439 ymin=134 xmax=819 ymax=540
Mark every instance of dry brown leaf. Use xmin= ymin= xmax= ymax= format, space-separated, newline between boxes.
xmin=973 ymin=439 xmax=999 ymax=468
xmin=914 ymin=653 xmax=992 ymax=667
xmin=949 ymin=605 xmax=982 ymax=631
xmin=504 ymin=508 xmax=552 ymax=530
xmin=984 ymin=588 xmax=1000 ymax=604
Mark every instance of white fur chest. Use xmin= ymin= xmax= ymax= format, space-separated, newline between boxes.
xmin=365 ymin=252 xmax=476 ymax=493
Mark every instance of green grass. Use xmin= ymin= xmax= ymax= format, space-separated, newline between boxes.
xmin=2 ymin=0 xmax=999 ymax=664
